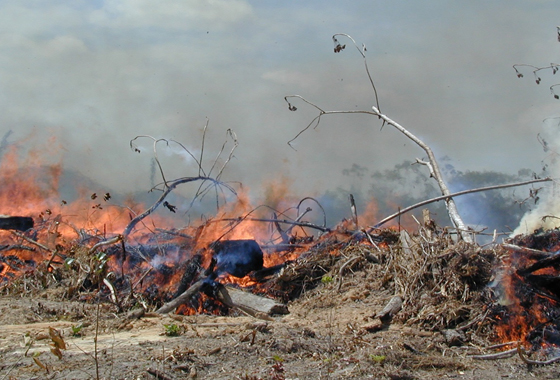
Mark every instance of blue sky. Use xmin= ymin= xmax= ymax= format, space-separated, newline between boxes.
xmin=1 ymin=1 xmax=559 ymax=208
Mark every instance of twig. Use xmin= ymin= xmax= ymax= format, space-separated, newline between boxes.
xmin=470 ymin=348 xmax=517 ymax=360
xmin=337 ymin=255 xmax=362 ymax=291
xmin=11 ymin=231 xmax=51 ymax=253
xmin=517 ymin=344 xmax=560 ymax=365
xmin=147 ymin=367 xmax=175 ymax=380
xmin=484 ymin=341 xmax=519 ymax=350
xmin=88 ymin=235 xmax=123 ymax=255
xmin=332 ymin=33 xmax=381 ymax=114
xmin=218 ymin=217 xmax=330 ymax=233
xmin=94 ymin=301 xmax=100 ymax=380
xmin=273 ymin=212 xmax=289 ymax=244
xmin=456 ymin=309 xmax=490 ymax=331
xmin=103 ymin=277 xmax=118 ymax=305
xmin=362 ymin=230 xmax=381 ymax=251
xmin=132 ymin=267 xmax=153 ymax=291
xmin=502 ymin=243 xmax=552 ymax=260
xmin=0 ymin=244 xmax=34 ymax=252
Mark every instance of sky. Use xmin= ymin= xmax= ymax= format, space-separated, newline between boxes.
xmin=1 ymin=1 xmax=559 ymax=225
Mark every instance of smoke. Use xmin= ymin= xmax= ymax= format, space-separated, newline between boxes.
xmin=2 ymin=1 xmax=560 ymax=232
xmin=513 ymin=120 xmax=560 ymax=236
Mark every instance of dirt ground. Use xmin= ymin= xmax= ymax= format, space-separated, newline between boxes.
xmin=2 ymin=255 xmax=560 ymax=380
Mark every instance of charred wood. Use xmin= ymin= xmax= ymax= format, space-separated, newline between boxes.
xmin=0 ymin=244 xmax=34 ymax=252
xmin=517 ymin=252 xmax=560 ymax=276
xmin=156 ymin=277 xmax=207 ymax=314
xmin=525 ymin=273 xmax=560 ymax=288
xmin=0 ymin=216 xmax=33 ymax=231
xmin=211 ymin=239 xmax=264 ymax=278
xmin=173 ymin=254 xmax=203 ymax=298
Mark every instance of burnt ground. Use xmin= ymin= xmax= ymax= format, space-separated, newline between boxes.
xmin=2 ymin=234 xmax=560 ymax=379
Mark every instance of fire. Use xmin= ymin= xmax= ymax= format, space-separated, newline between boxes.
xmin=492 ymin=244 xmax=560 ymax=350
xmin=0 ymin=136 xmax=356 ymax=316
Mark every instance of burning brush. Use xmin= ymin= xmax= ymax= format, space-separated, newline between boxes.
xmin=490 ymin=230 xmax=560 ymax=357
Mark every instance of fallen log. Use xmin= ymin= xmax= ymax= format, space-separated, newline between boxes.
xmin=221 ymin=285 xmax=289 ymax=316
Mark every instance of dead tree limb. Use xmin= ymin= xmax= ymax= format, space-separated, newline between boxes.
xmin=88 ymin=235 xmax=123 ymax=255
xmin=369 ymin=106 xmax=472 ymax=241
xmin=371 ymin=177 xmax=552 ymax=230
xmin=502 ymin=243 xmax=551 ymax=260
xmin=11 ymin=231 xmax=51 ymax=253
xmin=146 ymin=368 xmax=175 ymax=380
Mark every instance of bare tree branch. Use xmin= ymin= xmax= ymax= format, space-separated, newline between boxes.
xmin=372 ymin=177 xmax=552 ymax=229
xmin=125 ymin=125 xmax=238 ymax=238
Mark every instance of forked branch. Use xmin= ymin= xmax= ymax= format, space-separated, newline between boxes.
xmin=285 ymin=34 xmax=473 ymax=241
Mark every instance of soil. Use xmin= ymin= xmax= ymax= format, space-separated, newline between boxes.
xmin=2 ymin=257 xmax=560 ymax=380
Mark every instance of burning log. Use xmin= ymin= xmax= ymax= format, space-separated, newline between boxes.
xmin=156 ymin=278 xmax=207 ymax=314
xmin=157 ymin=277 xmax=288 ymax=318
xmin=156 ymin=240 xmax=285 ymax=316
xmin=0 ymin=216 xmax=33 ymax=231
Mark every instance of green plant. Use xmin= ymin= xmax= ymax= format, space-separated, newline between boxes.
xmin=369 ymin=354 xmax=386 ymax=364
xmin=93 ymin=252 xmax=108 ymax=275
xmin=163 ymin=323 xmax=181 ymax=337
xmin=321 ymin=275 xmax=333 ymax=284
xmin=71 ymin=323 xmax=84 ymax=337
